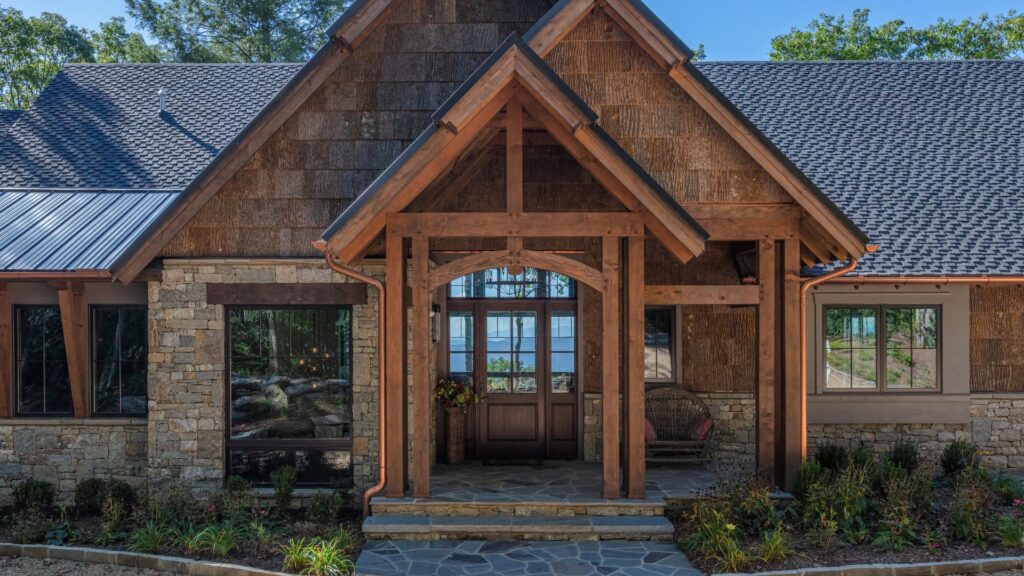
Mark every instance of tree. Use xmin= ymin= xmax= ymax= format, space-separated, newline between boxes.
xmin=125 ymin=0 xmax=350 ymax=63
xmin=770 ymin=8 xmax=1024 ymax=61
xmin=0 ymin=8 xmax=93 ymax=109
xmin=92 ymin=17 xmax=163 ymax=63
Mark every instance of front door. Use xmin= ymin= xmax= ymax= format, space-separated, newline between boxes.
xmin=446 ymin=300 xmax=578 ymax=461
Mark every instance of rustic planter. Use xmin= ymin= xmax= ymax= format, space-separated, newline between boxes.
xmin=445 ymin=408 xmax=467 ymax=464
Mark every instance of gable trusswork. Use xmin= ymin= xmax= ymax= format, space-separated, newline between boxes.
xmin=320 ymin=34 xmax=707 ymax=265
xmin=522 ymin=0 xmax=871 ymax=265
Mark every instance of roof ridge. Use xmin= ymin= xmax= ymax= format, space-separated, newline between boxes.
xmin=698 ymin=59 xmax=1024 ymax=65
xmin=64 ymin=62 xmax=305 ymax=67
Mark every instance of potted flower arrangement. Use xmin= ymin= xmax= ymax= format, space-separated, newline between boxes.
xmin=435 ymin=377 xmax=479 ymax=464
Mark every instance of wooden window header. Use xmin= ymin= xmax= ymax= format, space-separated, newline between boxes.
xmin=206 ymin=284 xmax=367 ymax=306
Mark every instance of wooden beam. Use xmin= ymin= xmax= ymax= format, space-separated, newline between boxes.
xmin=680 ymin=203 xmax=801 ymax=220
xmin=411 ymin=236 xmax=431 ymax=498
xmin=506 ymin=98 xmax=524 ymax=267
xmin=526 ymin=0 xmax=596 ymax=56
xmin=418 ymin=129 xmax=500 ymax=212
xmin=386 ymin=213 xmax=645 ymax=238
xmin=384 ymin=231 xmax=408 ymax=498
xmin=645 ymin=285 xmax=759 ymax=306
xmin=756 ymin=240 xmax=776 ymax=480
xmin=601 ymin=237 xmax=621 ymax=499
xmin=0 ymin=283 xmax=10 ymax=417
xmin=783 ymin=240 xmax=803 ymax=487
xmin=206 ymin=283 xmax=367 ymax=305
xmin=429 ymin=249 xmax=605 ymax=293
xmin=600 ymin=0 xmax=687 ymax=70
xmin=56 ymin=282 xmax=87 ymax=418
xmin=624 ymin=236 xmax=645 ymax=499
xmin=700 ymin=219 xmax=798 ymax=241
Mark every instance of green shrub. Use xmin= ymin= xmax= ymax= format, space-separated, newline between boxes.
xmin=888 ymin=441 xmax=920 ymax=473
xmin=729 ymin=480 xmax=779 ymax=534
xmin=679 ymin=500 xmax=750 ymax=573
xmin=246 ymin=514 xmax=280 ymax=555
xmin=792 ymin=460 xmax=825 ymax=501
xmin=194 ymin=522 xmax=245 ymax=557
xmin=105 ymin=479 xmax=137 ymax=511
xmin=799 ymin=463 xmax=872 ymax=546
xmin=873 ymin=471 xmax=924 ymax=551
xmin=941 ymin=441 xmax=979 ymax=476
xmin=145 ymin=488 xmax=193 ymax=527
xmin=756 ymin=528 xmax=791 ymax=564
xmin=96 ymin=496 xmax=129 ymax=545
xmin=15 ymin=510 xmax=51 ymax=544
xmin=307 ymin=490 xmax=346 ymax=525
xmin=850 ymin=444 xmax=876 ymax=469
xmin=172 ymin=524 xmax=205 ymax=554
xmin=13 ymin=479 xmax=55 ymax=514
xmin=995 ymin=514 xmax=1023 ymax=548
xmin=74 ymin=479 xmax=108 ymax=515
xmin=271 ymin=466 xmax=298 ymax=516
xmin=947 ymin=467 xmax=994 ymax=545
xmin=225 ymin=475 xmax=252 ymax=496
xmin=282 ymin=531 xmax=356 ymax=576
xmin=217 ymin=478 xmax=255 ymax=522
xmin=814 ymin=443 xmax=849 ymax=473
xmin=992 ymin=475 xmax=1024 ymax=505
xmin=127 ymin=521 xmax=172 ymax=553
xmin=44 ymin=508 xmax=81 ymax=547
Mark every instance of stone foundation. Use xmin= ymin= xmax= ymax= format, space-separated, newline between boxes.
xmin=0 ymin=419 xmax=147 ymax=504
xmin=809 ymin=395 xmax=1024 ymax=473
xmin=582 ymin=392 xmax=756 ymax=475
xmin=148 ymin=260 xmax=381 ymax=497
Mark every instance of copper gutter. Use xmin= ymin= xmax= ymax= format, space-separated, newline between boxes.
xmin=831 ymin=275 xmax=1024 ymax=285
xmin=798 ymin=258 xmax=858 ymax=463
xmin=316 ymin=243 xmax=387 ymax=518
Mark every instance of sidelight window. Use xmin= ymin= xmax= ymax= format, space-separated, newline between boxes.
xmin=92 ymin=307 xmax=148 ymax=415
xmin=15 ymin=306 xmax=71 ymax=416
xmin=644 ymin=308 xmax=674 ymax=381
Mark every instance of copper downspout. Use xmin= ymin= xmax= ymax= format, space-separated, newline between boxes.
xmin=798 ymin=258 xmax=859 ymax=464
xmin=318 ymin=247 xmax=387 ymax=518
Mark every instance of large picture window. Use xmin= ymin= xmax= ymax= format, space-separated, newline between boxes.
xmin=227 ymin=307 xmax=353 ymax=487
xmin=15 ymin=306 xmax=71 ymax=416
xmin=450 ymin=268 xmax=575 ymax=299
xmin=824 ymin=305 xmax=940 ymax=392
xmin=644 ymin=308 xmax=674 ymax=381
xmin=92 ymin=307 xmax=148 ymax=415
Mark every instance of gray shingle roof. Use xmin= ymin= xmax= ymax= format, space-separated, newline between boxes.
xmin=0 ymin=63 xmax=301 ymax=272
xmin=0 ymin=63 xmax=302 ymax=190
xmin=695 ymin=60 xmax=1024 ymax=277
xmin=0 ymin=110 xmax=22 ymax=132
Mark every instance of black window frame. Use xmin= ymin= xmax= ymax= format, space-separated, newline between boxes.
xmin=89 ymin=305 xmax=148 ymax=418
xmin=13 ymin=304 xmax=72 ymax=417
xmin=644 ymin=306 xmax=675 ymax=383
xmin=224 ymin=304 xmax=355 ymax=488
xmin=448 ymin=268 xmax=577 ymax=300
xmin=822 ymin=304 xmax=942 ymax=394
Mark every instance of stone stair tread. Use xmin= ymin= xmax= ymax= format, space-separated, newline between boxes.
xmin=362 ymin=514 xmax=675 ymax=539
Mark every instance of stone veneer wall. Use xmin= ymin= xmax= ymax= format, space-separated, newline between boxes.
xmin=809 ymin=395 xmax=1024 ymax=473
xmin=582 ymin=392 xmax=755 ymax=475
xmin=0 ymin=419 xmax=147 ymax=504
xmin=148 ymin=260 xmax=382 ymax=496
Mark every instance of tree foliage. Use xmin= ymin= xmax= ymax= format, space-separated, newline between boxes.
xmin=92 ymin=17 xmax=163 ymax=63
xmin=125 ymin=0 xmax=350 ymax=63
xmin=771 ymin=8 xmax=1024 ymax=61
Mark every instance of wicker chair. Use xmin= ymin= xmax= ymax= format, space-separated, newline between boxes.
xmin=644 ymin=387 xmax=715 ymax=465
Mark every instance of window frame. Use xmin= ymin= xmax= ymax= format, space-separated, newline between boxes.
xmin=822 ymin=304 xmax=942 ymax=394
xmin=13 ymin=304 xmax=73 ymax=418
xmin=223 ymin=304 xmax=355 ymax=488
xmin=89 ymin=305 xmax=148 ymax=418
xmin=643 ymin=306 xmax=676 ymax=383
xmin=448 ymin=268 xmax=577 ymax=300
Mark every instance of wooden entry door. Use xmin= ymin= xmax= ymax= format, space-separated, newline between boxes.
xmin=448 ymin=300 xmax=578 ymax=461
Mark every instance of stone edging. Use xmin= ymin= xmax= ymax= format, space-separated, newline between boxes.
xmin=723 ymin=555 xmax=1024 ymax=576
xmin=0 ymin=542 xmax=291 ymax=576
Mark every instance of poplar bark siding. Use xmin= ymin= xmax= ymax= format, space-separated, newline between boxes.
xmin=162 ymin=0 xmax=557 ymax=258
xmin=679 ymin=305 xmax=757 ymax=394
xmin=971 ymin=285 xmax=1024 ymax=393
xmin=544 ymin=9 xmax=790 ymax=206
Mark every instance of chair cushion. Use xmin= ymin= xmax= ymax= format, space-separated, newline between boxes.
xmin=644 ymin=419 xmax=658 ymax=443
xmin=686 ymin=417 xmax=713 ymax=441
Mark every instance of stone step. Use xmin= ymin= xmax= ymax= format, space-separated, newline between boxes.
xmin=362 ymin=515 xmax=676 ymax=542
xmin=370 ymin=498 xmax=664 ymax=518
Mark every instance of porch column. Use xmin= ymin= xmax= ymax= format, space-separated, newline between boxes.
xmin=385 ymin=230 xmax=408 ymax=498
xmin=56 ymin=282 xmax=88 ymax=418
xmin=411 ymin=236 xmax=431 ymax=498
xmin=757 ymin=240 xmax=777 ymax=481
xmin=782 ymin=239 xmax=803 ymax=487
xmin=601 ymin=236 xmax=621 ymax=499
xmin=0 ymin=283 xmax=10 ymax=417
xmin=624 ymin=236 xmax=645 ymax=498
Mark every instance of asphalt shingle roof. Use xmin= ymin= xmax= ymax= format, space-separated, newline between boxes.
xmin=695 ymin=60 xmax=1024 ymax=277
xmin=0 ymin=63 xmax=302 ymax=190
xmin=0 ymin=110 xmax=22 ymax=132
xmin=0 ymin=63 xmax=302 ymax=271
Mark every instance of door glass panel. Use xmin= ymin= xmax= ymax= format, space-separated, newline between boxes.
xmin=448 ymin=311 xmax=473 ymax=384
xmin=486 ymin=311 xmax=537 ymax=393
xmin=550 ymin=312 xmax=576 ymax=394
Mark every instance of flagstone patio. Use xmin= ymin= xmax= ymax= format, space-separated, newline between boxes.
xmin=354 ymin=540 xmax=701 ymax=576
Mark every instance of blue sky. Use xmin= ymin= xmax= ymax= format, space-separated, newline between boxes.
xmin=2 ymin=0 xmax=1021 ymax=60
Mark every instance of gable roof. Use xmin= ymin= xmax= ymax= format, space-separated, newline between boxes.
xmin=697 ymin=60 xmax=1024 ymax=277
xmin=0 ymin=110 xmax=22 ymax=132
xmin=320 ymin=34 xmax=708 ymax=264
xmin=0 ymin=64 xmax=301 ymax=190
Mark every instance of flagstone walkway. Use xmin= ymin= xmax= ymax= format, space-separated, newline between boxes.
xmin=354 ymin=540 xmax=700 ymax=576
